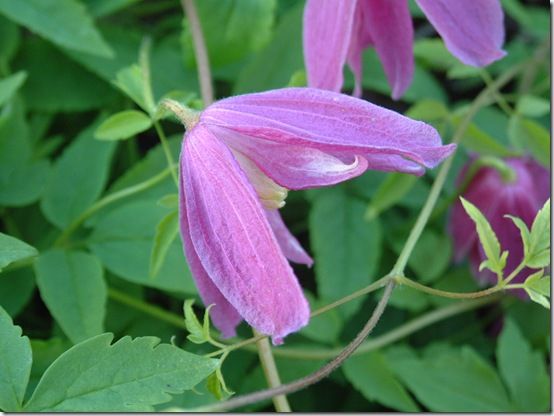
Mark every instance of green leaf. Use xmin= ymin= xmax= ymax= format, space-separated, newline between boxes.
xmin=524 ymin=271 xmax=550 ymax=309
xmin=0 ymin=0 xmax=112 ymax=57
xmin=508 ymin=116 xmax=549 ymax=167
xmin=413 ymin=38 xmax=458 ymax=70
xmin=0 ymin=71 xmax=26 ymax=107
xmin=344 ymin=352 xmax=419 ymax=412
xmin=183 ymin=0 xmax=276 ymax=68
xmin=365 ymin=173 xmax=417 ymax=221
xmin=183 ymin=300 xmax=206 ymax=344
xmin=24 ymin=333 xmax=218 ymax=412
xmin=527 ymin=199 xmax=550 ymax=268
xmin=0 ymin=15 xmax=20 ymax=67
xmin=35 ymin=250 xmax=107 ymax=344
xmin=409 ymin=230 xmax=452 ymax=283
xmin=0 ymin=233 xmax=38 ymax=272
xmin=150 ymin=210 xmax=179 ymax=278
xmin=114 ymin=64 xmax=155 ymax=114
xmin=299 ymin=292 xmax=341 ymax=344
xmin=516 ymin=95 xmax=550 ymax=118
xmin=389 ymin=345 xmax=513 ymax=412
xmin=40 ymin=120 xmax=116 ymax=229
xmin=0 ymin=305 xmax=32 ymax=411
xmin=505 ymin=215 xmax=531 ymax=261
xmin=157 ymin=193 xmax=179 ymax=209
xmin=453 ymin=115 xmax=512 ymax=157
xmin=0 ymin=269 xmax=35 ymax=317
xmin=460 ymin=197 xmax=506 ymax=276
xmin=0 ymin=160 xmax=51 ymax=207
xmin=84 ymin=0 xmax=141 ymax=18
xmin=406 ymin=99 xmax=449 ymax=122
xmin=497 ymin=319 xmax=549 ymax=411
xmin=95 ymin=110 xmax=152 ymax=141
xmin=88 ymin=200 xmax=196 ymax=294
xmin=310 ymin=188 xmax=382 ymax=318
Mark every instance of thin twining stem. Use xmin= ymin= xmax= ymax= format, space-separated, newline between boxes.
xmin=153 ymin=121 xmax=179 ymax=186
xmin=186 ymin=281 xmax=395 ymax=413
xmin=180 ymin=0 xmax=214 ymax=106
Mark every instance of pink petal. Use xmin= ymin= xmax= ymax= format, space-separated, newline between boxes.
xmin=355 ymin=0 xmax=414 ymax=99
xmin=265 ymin=209 xmax=313 ymax=266
xmin=303 ymin=0 xmax=358 ymax=92
xmin=179 ymin=154 xmax=242 ymax=338
xmin=182 ymin=125 xmax=310 ymax=344
xmin=416 ymin=0 xmax=506 ymax=67
xmin=202 ymin=88 xmax=455 ymax=178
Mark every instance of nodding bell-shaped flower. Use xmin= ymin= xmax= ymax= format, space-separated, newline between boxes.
xmin=449 ymin=156 xmax=549 ymax=287
xmin=303 ymin=0 xmax=506 ymax=99
xmin=176 ymin=87 xmax=455 ymax=344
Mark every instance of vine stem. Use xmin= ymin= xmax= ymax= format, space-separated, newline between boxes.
xmin=180 ymin=0 xmax=214 ymax=106
xmin=153 ymin=121 xmax=179 ymax=187
xmin=254 ymin=332 xmax=291 ymax=412
xmin=390 ymin=62 xmax=525 ymax=277
xmin=187 ymin=281 xmax=395 ymax=413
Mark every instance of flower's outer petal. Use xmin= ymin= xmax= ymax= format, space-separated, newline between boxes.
xmin=303 ymin=0 xmax=358 ymax=92
xmin=416 ymin=0 xmax=506 ymax=67
xmin=209 ymin=125 xmax=368 ymax=190
xmin=203 ymin=88 xmax=455 ymax=180
xmin=356 ymin=0 xmax=414 ymax=99
xmin=182 ymin=125 xmax=310 ymax=344
xmin=179 ymin=143 xmax=242 ymax=338
xmin=265 ymin=209 xmax=313 ymax=266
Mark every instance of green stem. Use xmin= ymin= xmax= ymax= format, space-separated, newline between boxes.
xmin=153 ymin=121 xmax=179 ymax=187
xmin=390 ymin=63 xmax=525 ymax=276
xmin=480 ymin=70 xmax=514 ymax=116
xmin=54 ymin=167 xmax=174 ymax=247
xmin=502 ymin=261 xmax=527 ymax=285
xmin=107 ymin=287 xmax=186 ymax=329
xmin=254 ymin=332 xmax=291 ymax=412
xmin=396 ymin=275 xmax=501 ymax=299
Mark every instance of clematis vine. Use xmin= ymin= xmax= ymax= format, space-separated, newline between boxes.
xmin=303 ymin=0 xmax=506 ymax=99
xmin=177 ymin=87 xmax=455 ymax=343
xmin=450 ymin=156 xmax=549 ymax=289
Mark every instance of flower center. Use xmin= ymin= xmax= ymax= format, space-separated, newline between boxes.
xmin=232 ymin=150 xmax=288 ymax=209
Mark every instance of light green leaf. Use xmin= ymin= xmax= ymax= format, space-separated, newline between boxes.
xmin=183 ymin=0 xmax=276 ymax=68
xmin=365 ymin=173 xmax=417 ymax=221
xmin=406 ymin=99 xmax=449 ymax=122
xmin=505 ymin=215 xmax=531 ymax=261
xmin=0 ymin=0 xmax=112 ymax=57
xmin=524 ymin=271 xmax=550 ymax=309
xmin=0 ymin=71 xmax=26 ymax=107
xmin=497 ymin=319 xmax=549 ymax=411
xmin=310 ymin=188 xmax=382 ymax=318
xmin=157 ymin=193 xmax=179 ymax=209
xmin=24 ymin=333 xmax=218 ymax=412
xmin=183 ymin=300 xmax=206 ymax=344
xmin=516 ymin=95 xmax=550 ymax=118
xmin=0 ymin=305 xmax=32 ymax=412
xmin=150 ymin=210 xmax=179 ymax=278
xmin=40 ymin=120 xmax=116 ymax=229
xmin=35 ymin=250 xmax=106 ymax=344
xmin=95 ymin=110 xmax=152 ymax=141
xmin=0 ymin=233 xmax=38 ymax=272
xmin=114 ymin=65 xmax=154 ymax=114
xmin=527 ymin=199 xmax=550 ymax=268
xmin=460 ymin=197 xmax=506 ymax=276
xmin=508 ymin=116 xmax=549 ymax=167
xmin=414 ymin=38 xmax=458 ymax=70
xmin=88 ymin=200 xmax=196 ymax=294
xmin=344 ymin=352 xmax=419 ymax=412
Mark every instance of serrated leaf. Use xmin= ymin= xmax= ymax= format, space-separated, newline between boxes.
xmin=0 ymin=0 xmax=113 ymax=57
xmin=35 ymin=250 xmax=107 ymax=344
xmin=527 ymin=199 xmax=550 ymax=268
xmin=505 ymin=215 xmax=531 ymax=261
xmin=0 ymin=306 xmax=32 ymax=412
xmin=183 ymin=300 xmax=206 ymax=344
xmin=460 ymin=197 xmax=505 ymax=276
xmin=0 ymin=233 xmax=38 ymax=272
xmin=0 ymin=71 xmax=26 ymax=107
xmin=365 ymin=173 xmax=417 ymax=221
xmin=206 ymin=363 xmax=232 ymax=400
xmin=24 ymin=333 xmax=218 ymax=412
xmin=95 ymin=110 xmax=152 ymax=141
xmin=524 ymin=271 xmax=550 ymax=295
xmin=497 ymin=319 xmax=549 ymax=411
xmin=149 ymin=210 xmax=179 ymax=278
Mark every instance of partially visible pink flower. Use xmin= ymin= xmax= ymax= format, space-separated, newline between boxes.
xmin=179 ymin=87 xmax=455 ymax=343
xmin=449 ymin=157 xmax=549 ymax=287
xmin=303 ymin=0 xmax=506 ymax=99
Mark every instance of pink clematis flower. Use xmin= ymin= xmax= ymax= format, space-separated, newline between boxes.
xmin=303 ymin=0 xmax=506 ymax=99
xmin=179 ymin=87 xmax=455 ymax=343
xmin=449 ymin=157 xmax=549 ymax=288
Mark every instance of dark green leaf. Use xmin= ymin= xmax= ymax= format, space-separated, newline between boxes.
xmin=0 ymin=305 xmax=32 ymax=411
xmin=0 ymin=233 xmax=38 ymax=272
xmin=508 ymin=116 xmax=549 ymax=167
xmin=0 ymin=269 xmax=35 ymax=317
xmin=0 ymin=71 xmax=26 ymax=107
xmin=0 ymin=0 xmax=112 ymax=57
xmin=409 ymin=230 xmax=452 ymax=283
xmin=24 ymin=333 xmax=218 ymax=412
xmin=365 ymin=173 xmax=417 ymax=221
xmin=95 ymin=110 xmax=152 ymax=141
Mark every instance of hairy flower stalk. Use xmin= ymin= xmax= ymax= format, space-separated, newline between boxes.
xmin=178 ymin=87 xmax=455 ymax=343
xmin=303 ymin=0 xmax=506 ymax=98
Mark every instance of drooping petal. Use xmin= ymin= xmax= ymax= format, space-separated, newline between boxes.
xmin=179 ymin=152 xmax=242 ymax=337
xmin=355 ymin=0 xmax=414 ymax=99
xmin=303 ymin=0 xmax=358 ymax=92
xmin=182 ymin=125 xmax=310 ymax=344
xmin=416 ymin=0 xmax=506 ymax=67
xmin=265 ymin=209 xmax=313 ymax=266
xmin=202 ymin=88 xmax=455 ymax=185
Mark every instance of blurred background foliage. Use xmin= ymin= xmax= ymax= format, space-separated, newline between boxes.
xmin=0 ymin=0 xmax=550 ymax=412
